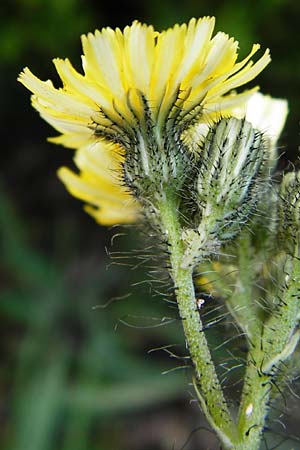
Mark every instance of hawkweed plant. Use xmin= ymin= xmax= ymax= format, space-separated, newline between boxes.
xmin=19 ymin=17 xmax=300 ymax=450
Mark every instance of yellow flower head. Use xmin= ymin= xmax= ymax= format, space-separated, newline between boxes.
xmin=18 ymin=17 xmax=271 ymax=225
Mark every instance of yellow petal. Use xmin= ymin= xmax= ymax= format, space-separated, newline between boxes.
xmin=57 ymin=140 xmax=138 ymax=225
xmin=123 ymin=21 xmax=156 ymax=93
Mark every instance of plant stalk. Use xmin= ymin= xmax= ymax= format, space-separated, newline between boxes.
xmin=235 ymin=340 xmax=271 ymax=450
xmin=158 ymin=189 xmax=237 ymax=449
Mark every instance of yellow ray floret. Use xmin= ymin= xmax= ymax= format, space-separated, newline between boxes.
xmin=58 ymin=141 xmax=139 ymax=225
xmin=18 ymin=17 xmax=272 ymax=225
xmin=19 ymin=17 xmax=270 ymax=147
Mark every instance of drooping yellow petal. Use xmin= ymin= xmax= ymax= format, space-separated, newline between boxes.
xmin=84 ymin=203 xmax=138 ymax=226
xmin=58 ymin=141 xmax=139 ymax=225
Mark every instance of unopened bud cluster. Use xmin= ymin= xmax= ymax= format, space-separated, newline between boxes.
xmin=123 ymin=112 xmax=268 ymax=267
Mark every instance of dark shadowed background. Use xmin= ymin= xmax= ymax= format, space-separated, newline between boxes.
xmin=1 ymin=1 xmax=300 ymax=449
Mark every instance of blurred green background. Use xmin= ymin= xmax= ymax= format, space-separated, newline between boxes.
xmin=1 ymin=1 xmax=300 ymax=449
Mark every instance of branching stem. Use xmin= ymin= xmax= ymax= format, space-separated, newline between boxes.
xmin=158 ymin=188 xmax=237 ymax=449
xmin=157 ymin=188 xmax=284 ymax=450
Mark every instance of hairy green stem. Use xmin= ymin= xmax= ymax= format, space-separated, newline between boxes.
xmin=235 ymin=251 xmax=300 ymax=449
xmin=226 ymin=233 xmax=262 ymax=340
xmin=235 ymin=339 xmax=271 ymax=450
xmin=158 ymin=189 xmax=237 ymax=449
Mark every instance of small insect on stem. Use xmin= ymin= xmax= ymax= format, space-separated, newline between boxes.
xmin=196 ymin=297 xmax=206 ymax=310
xmin=196 ymin=293 xmax=214 ymax=311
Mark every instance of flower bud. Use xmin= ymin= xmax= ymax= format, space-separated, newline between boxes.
xmin=197 ymin=118 xmax=266 ymax=239
xmin=182 ymin=118 xmax=267 ymax=267
xmin=122 ymin=90 xmax=194 ymax=207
